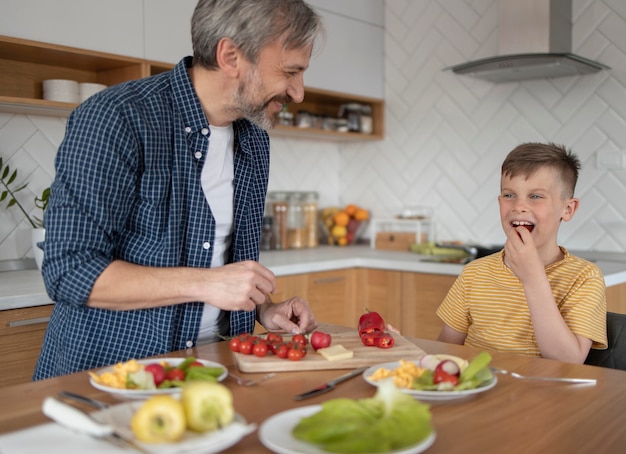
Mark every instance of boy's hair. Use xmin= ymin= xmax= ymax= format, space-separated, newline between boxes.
xmin=501 ymin=142 xmax=581 ymax=198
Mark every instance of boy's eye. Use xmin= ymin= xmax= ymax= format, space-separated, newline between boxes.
xmin=530 ymin=194 xmax=542 ymax=199
xmin=501 ymin=193 xmax=514 ymax=199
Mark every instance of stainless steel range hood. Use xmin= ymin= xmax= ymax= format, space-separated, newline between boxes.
xmin=445 ymin=0 xmax=610 ymax=83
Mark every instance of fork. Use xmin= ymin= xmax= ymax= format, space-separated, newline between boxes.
xmin=490 ymin=367 xmax=596 ymax=385
xmin=229 ymin=372 xmax=276 ymax=387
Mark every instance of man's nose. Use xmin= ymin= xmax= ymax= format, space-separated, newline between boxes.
xmin=287 ymin=74 xmax=305 ymax=104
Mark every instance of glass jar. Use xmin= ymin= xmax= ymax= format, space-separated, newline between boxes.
xmin=287 ymin=192 xmax=305 ymax=249
xmin=260 ymin=216 xmax=274 ymax=251
xmin=302 ymin=191 xmax=319 ymax=248
xmin=268 ymin=191 xmax=289 ymax=250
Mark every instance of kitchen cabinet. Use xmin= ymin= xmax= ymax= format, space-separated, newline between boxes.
xmin=143 ymin=0 xmax=196 ymax=64
xmin=0 ymin=35 xmax=384 ymax=141
xmin=275 ymin=269 xmax=356 ymax=327
xmin=401 ymin=272 xmax=456 ymax=340
xmin=0 ymin=35 xmax=170 ymax=117
xmin=275 ymin=268 xmax=453 ymax=340
xmin=0 ymin=304 xmax=52 ymax=387
xmin=0 ymin=0 xmax=144 ymax=58
xmin=305 ymin=1 xmax=384 ymax=99
xmin=354 ymin=269 xmax=403 ymax=330
xmin=307 ymin=0 xmax=384 ymax=27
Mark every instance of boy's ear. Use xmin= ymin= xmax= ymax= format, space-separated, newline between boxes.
xmin=561 ymin=197 xmax=580 ymax=222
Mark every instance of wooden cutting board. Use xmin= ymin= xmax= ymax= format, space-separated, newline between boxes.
xmin=233 ymin=330 xmax=426 ymax=373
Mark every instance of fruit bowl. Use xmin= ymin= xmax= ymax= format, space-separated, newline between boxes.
xmin=319 ymin=205 xmax=370 ymax=246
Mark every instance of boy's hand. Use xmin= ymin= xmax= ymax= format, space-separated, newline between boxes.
xmin=504 ymin=226 xmax=544 ymax=284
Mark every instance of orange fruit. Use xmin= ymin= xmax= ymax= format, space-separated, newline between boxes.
xmin=330 ymin=225 xmax=347 ymax=238
xmin=344 ymin=204 xmax=358 ymax=216
xmin=354 ymin=208 xmax=369 ymax=221
xmin=333 ymin=211 xmax=350 ymax=227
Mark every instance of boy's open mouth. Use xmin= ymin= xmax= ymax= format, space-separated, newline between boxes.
xmin=511 ymin=220 xmax=534 ymax=233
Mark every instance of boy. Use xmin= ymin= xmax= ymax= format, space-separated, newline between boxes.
xmin=436 ymin=143 xmax=607 ymax=363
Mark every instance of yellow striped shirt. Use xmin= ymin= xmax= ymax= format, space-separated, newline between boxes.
xmin=436 ymin=248 xmax=607 ymax=356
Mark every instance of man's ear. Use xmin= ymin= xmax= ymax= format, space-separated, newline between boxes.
xmin=561 ymin=197 xmax=580 ymax=222
xmin=215 ymin=37 xmax=241 ymax=78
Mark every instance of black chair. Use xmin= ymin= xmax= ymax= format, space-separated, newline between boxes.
xmin=584 ymin=312 xmax=626 ymax=370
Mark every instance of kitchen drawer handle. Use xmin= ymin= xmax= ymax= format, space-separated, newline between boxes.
xmin=313 ymin=277 xmax=345 ymax=285
xmin=9 ymin=316 xmax=51 ymax=328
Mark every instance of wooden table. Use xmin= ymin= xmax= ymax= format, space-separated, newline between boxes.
xmin=1 ymin=325 xmax=625 ymax=453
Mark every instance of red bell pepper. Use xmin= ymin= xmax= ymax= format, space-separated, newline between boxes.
xmin=376 ymin=332 xmax=395 ymax=349
xmin=358 ymin=310 xmax=385 ymax=336
xmin=360 ymin=330 xmax=395 ymax=349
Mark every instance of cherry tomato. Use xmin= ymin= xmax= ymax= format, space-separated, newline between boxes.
xmin=253 ymin=341 xmax=269 ymax=357
xmin=266 ymin=332 xmax=283 ymax=343
xmin=165 ymin=368 xmax=185 ymax=381
xmin=239 ymin=339 xmax=254 ymax=355
xmin=188 ymin=361 xmax=204 ymax=368
xmin=287 ymin=346 xmax=304 ymax=361
xmin=274 ymin=342 xmax=290 ymax=359
xmin=292 ymin=334 xmax=307 ymax=347
xmin=229 ymin=337 xmax=241 ymax=352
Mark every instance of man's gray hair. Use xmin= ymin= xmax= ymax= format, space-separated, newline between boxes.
xmin=191 ymin=0 xmax=323 ymax=69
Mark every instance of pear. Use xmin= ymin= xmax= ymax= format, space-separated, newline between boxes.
xmin=181 ymin=381 xmax=234 ymax=433
xmin=130 ymin=395 xmax=186 ymax=443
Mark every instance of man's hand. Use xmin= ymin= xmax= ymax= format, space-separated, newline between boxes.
xmin=257 ymin=296 xmax=318 ymax=334
xmin=196 ymin=261 xmax=277 ymax=311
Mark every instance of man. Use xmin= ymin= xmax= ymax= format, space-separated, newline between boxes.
xmin=34 ymin=0 xmax=323 ymax=380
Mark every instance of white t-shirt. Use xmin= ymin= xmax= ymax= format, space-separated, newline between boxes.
xmin=197 ymin=124 xmax=234 ymax=343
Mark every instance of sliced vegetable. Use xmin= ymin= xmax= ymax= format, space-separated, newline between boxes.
xmin=460 ymin=351 xmax=492 ymax=382
xmin=361 ymin=330 xmax=395 ymax=349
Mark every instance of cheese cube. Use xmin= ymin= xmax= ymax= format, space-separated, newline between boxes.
xmin=317 ymin=344 xmax=354 ymax=361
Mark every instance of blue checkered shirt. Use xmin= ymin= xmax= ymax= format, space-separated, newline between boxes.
xmin=34 ymin=57 xmax=269 ymax=380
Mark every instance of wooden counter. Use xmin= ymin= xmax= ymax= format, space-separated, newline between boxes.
xmin=1 ymin=324 xmax=625 ymax=453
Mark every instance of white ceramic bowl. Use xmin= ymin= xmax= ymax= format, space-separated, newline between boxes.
xmin=79 ymin=82 xmax=107 ymax=102
xmin=42 ymin=79 xmax=79 ymax=103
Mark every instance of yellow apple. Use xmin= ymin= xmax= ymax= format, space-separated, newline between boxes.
xmin=130 ymin=395 xmax=186 ymax=443
xmin=181 ymin=381 xmax=234 ymax=433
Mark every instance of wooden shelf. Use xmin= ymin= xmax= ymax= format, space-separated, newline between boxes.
xmin=270 ymin=87 xmax=384 ymax=141
xmin=0 ymin=35 xmax=384 ymax=141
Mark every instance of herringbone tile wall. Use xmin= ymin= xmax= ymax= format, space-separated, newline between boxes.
xmin=1 ymin=0 xmax=625 ymax=261
xmin=341 ymin=0 xmax=626 ymax=251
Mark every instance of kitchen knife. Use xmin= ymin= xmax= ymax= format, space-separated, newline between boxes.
xmin=294 ymin=367 xmax=368 ymax=401
xmin=42 ymin=397 xmax=148 ymax=453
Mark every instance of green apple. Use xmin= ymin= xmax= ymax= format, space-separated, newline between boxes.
xmin=181 ymin=381 xmax=234 ymax=433
xmin=130 ymin=395 xmax=186 ymax=443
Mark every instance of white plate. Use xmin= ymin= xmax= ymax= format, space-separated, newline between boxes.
xmin=363 ymin=361 xmax=497 ymax=401
xmin=93 ymin=401 xmax=255 ymax=454
xmin=89 ymin=358 xmax=228 ymax=400
xmin=259 ymin=405 xmax=436 ymax=454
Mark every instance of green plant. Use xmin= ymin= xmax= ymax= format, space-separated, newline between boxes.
xmin=0 ymin=156 xmax=50 ymax=228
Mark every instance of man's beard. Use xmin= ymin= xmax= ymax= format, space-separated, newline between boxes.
xmin=228 ymin=66 xmax=291 ymax=130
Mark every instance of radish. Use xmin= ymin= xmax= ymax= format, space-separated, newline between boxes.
xmin=419 ymin=354 xmax=441 ymax=371
xmin=435 ymin=359 xmax=461 ymax=377
xmin=433 ymin=360 xmax=461 ymax=386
